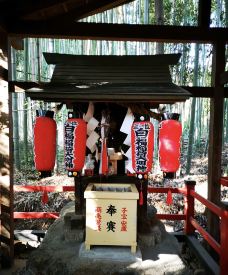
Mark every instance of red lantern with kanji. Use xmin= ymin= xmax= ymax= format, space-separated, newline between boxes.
xmin=64 ymin=118 xmax=87 ymax=174
xmin=34 ymin=116 xmax=57 ymax=172
xmin=159 ymin=119 xmax=182 ymax=173
xmin=131 ymin=121 xmax=154 ymax=174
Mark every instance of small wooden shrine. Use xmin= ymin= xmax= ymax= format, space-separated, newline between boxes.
xmin=24 ymin=52 xmax=190 ymax=255
xmin=26 ymin=52 xmax=190 ymax=211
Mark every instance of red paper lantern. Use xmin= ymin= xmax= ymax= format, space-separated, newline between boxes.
xmin=64 ymin=118 xmax=86 ymax=173
xmin=34 ymin=116 xmax=57 ymax=172
xmin=131 ymin=121 xmax=154 ymax=174
xmin=159 ymin=119 xmax=182 ymax=173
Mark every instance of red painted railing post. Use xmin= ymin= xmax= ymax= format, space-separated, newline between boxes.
xmin=220 ymin=203 xmax=228 ymax=275
xmin=184 ymin=180 xmax=196 ymax=235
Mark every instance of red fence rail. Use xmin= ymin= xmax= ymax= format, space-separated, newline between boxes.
xmin=14 ymin=185 xmax=74 ymax=219
xmin=14 ymin=212 xmax=59 ymax=219
xmin=14 ymin=185 xmax=75 ymax=192
xmin=148 ymin=180 xmax=228 ymax=274
xmin=14 ymin=179 xmax=228 ymax=274
xmin=220 ymin=177 xmax=228 ymax=187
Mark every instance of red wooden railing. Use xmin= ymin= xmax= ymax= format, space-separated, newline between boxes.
xmin=14 ymin=185 xmax=74 ymax=219
xmin=14 ymin=178 xmax=228 ymax=274
xmin=148 ymin=186 xmax=187 ymax=221
xmin=148 ymin=180 xmax=228 ymax=274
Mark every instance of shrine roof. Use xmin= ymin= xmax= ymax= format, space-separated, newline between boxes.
xmin=25 ymin=53 xmax=191 ymax=103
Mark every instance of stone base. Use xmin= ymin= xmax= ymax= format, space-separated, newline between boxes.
xmin=138 ymin=232 xmax=155 ymax=247
xmin=138 ymin=218 xmax=165 ymax=248
xmin=15 ymin=202 xmax=189 ymax=275
xmin=64 ymin=212 xmax=85 ymax=242
xmin=79 ymin=243 xmax=142 ymax=263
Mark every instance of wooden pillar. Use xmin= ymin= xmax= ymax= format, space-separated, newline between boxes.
xmin=7 ymin=80 xmax=14 ymax=265
xmin=184 ymin=180 xmax=196 ymax=235
xmin=74 ymin=175 xmax=84 ymax=214
xmin=0 ymin=37 xmax=14 ymax=267
xmin=198 ymin=0 xmax=211 ymax=29
xmin=208 ymin=41 xmax=225 ymax=243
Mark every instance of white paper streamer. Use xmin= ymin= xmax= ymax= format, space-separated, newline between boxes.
xmin=84 ymin=102 xmax=94 ymax=122
xmin=86 ymin=131 xmax=100 ymax=152
xmin=123 ymin=134 xmax=131 ymax=146
xmin=100 ymin=115 xmax=106 ymax=139
xmin=87 ymin=117 xmax=99 ymax=136
xmin=124 ymin=147 xmax=132 ymax=160
xmin=120 ymin=108 xmax=134 ymax=134
xmin=125 ymin=160 xmax=135 ymax=174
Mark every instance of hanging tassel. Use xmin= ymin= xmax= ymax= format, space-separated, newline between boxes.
xmin=166 ymin=189 xmax=173 ymax=205
xmin=42 ymin=191 xmax=49 ymax=204
xmin=99 ymin=138 xmax=108 ymax=175
xmin=139 ymin=181 xmax=143 ymax=206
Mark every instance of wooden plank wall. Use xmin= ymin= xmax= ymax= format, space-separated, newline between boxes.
xmin=0 ymin=43 xmax=14 ymax=267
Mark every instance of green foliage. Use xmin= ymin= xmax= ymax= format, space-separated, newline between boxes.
xmin=211 ymin=0 xmax=227 ymax=27
xmin=163 ymin=0 xmax=197 ymax=26
xmin=18 ymin=139 xmax=35 ymax=171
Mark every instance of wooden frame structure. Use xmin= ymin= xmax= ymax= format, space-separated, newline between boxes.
xmin=0 ymin=0 xmax=228 ymax=272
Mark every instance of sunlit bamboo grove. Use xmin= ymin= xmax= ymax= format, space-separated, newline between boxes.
xmin=12 ymin=0 xmax=228 ymax=175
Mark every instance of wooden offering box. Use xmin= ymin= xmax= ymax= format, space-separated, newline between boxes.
xmin=84 ymin=183 xmax=139 ymax=253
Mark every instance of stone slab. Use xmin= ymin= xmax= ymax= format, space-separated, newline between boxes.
xmin=79 ymin=243 xmax=142 ymax=263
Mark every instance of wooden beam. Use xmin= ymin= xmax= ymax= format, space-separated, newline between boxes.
xmin=198 ymin=0 xmax=211 ymax=29
xmin=182 ymin=86 xmax=228 ymax=98
xmin=0 ymin=0 xmax=69 ymax=18
xmin=10 ymin=38 xmax=24 ymax=50
xmin=181 ymin=86 xmax=214 ymax=97
xmin=208 ymin=41 xmax=225 ymax=246
xmin=19 ymin=0 xmax=131 ymax=20
xmin=12 ymin=81 xmax=39 ymax=90
xmin=48 ymin=0 xmax=134 ymax=24
xmin=19 ymin=0 xmax=70 ymax=17
xmin=7 ymin=22 xmax=228 ymax=43
xmin=0 ymin=0 xmax=132 ymax=24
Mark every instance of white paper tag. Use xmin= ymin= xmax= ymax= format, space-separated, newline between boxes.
xmin=87 ymin=117 xmax=99 ymax=136
xmin=124 ymin=147 xmax=132 ymax=159
xmin=100 ymin=115 xmax=106 ymax=139
xmin=123 ymin=134 xmax=131 ymax=146
xmin=90 ymin=144 xmax=97 ymax=154
xmin=125 ymin=160 xmax=135 ymax=174
xmin=120 ymin=108 xmax=134 ymax=134
xmin=84 ymin=102 xmax=94 ymax=122
xmin=86 ymin=131 xmax=100 ymax=152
